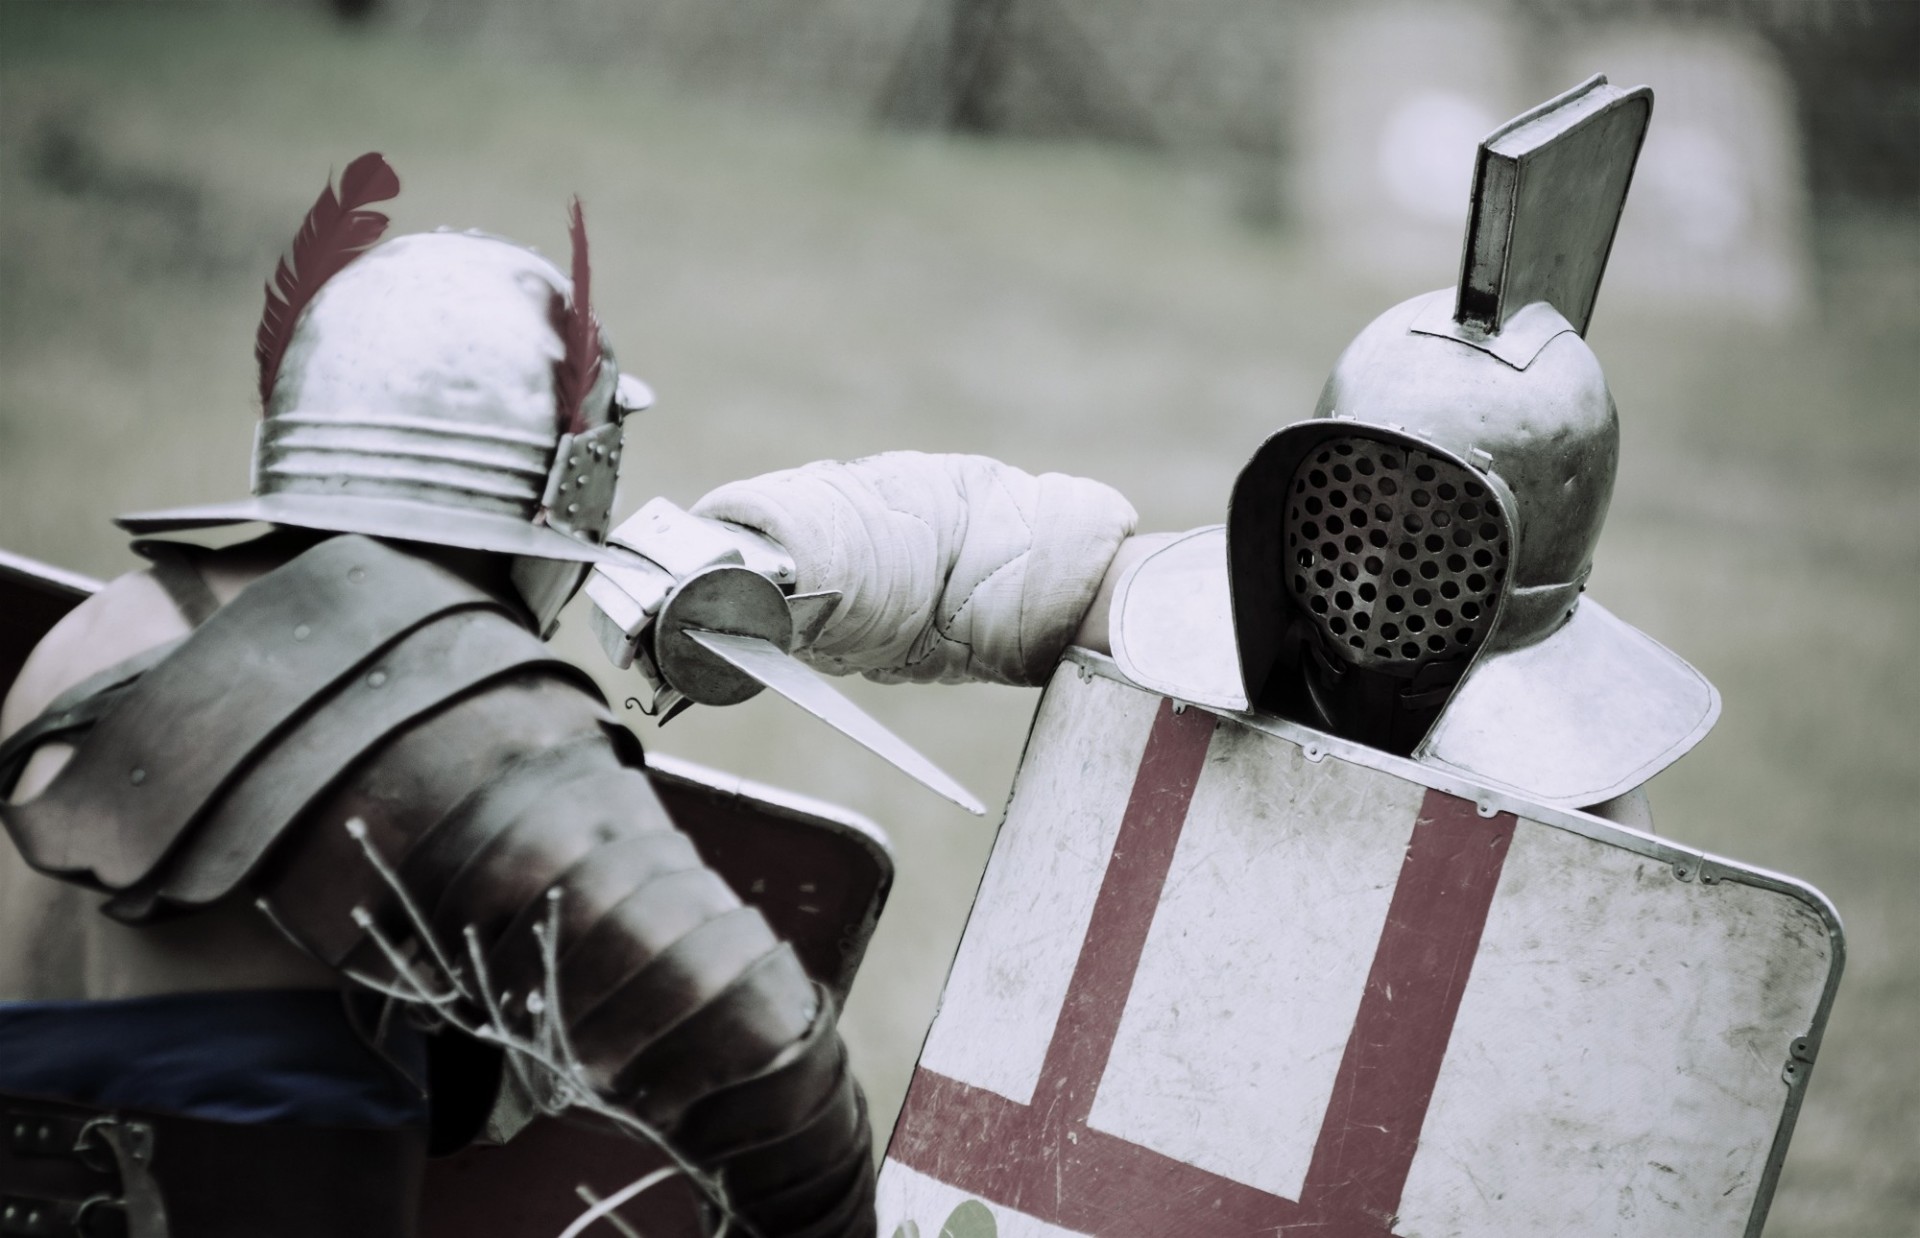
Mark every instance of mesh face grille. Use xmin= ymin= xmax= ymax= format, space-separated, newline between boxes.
xmin=1284 ymin=436 xmax=1509 ymax=673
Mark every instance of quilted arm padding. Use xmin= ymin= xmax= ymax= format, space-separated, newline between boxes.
xmin=693 ymin=451 xmax=1136 ymax=686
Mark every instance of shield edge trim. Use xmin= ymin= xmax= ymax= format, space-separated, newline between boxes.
xmin=1038 ymin=646 xmax=1843 ymax=1238
xmin=0 ymin=548 xmax=105 ymax=602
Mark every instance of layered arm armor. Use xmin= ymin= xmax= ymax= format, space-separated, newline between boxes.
xmin=267 ymin=679 xmax=874 ymax=1237
xmin=0 ymin=536 xmax=873 ymax=1237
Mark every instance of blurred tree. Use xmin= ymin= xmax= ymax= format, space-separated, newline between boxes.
xmin=1517 ymin=0 xmax=1919 ymax=223
xmin=879 ymin=0 xmax=1160 ymax=144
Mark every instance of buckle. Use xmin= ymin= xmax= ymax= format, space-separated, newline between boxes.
xmin=1 ymin=1110 xmax=167 ymax=1238
xmin=71 ymin=1122 xmax=165 ymax=1238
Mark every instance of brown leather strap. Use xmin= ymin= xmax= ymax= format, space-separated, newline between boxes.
xmin=0 ymin=1092 xmax=423 ymax=1238
xmin=135 ymin=545 xmax=219 ymax=631
xmin=2 ymin=536 xmax=500 ymax=891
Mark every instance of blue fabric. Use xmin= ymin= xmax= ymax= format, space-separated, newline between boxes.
xmin=0 ymin=989 xmax=429 ymax=1128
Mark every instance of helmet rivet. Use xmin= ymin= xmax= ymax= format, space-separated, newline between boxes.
xmin=347 ymin=567 xmax=366 ymax=584
xmin=129 ymin=768 xmax=146 ymax=786
xmin=367 ymin=670 xmax=388 ymax=688
xmin=567 ymin=503 xmax=580 ymax=514
xmin=293 ymin=624 xmax=312 ymax=641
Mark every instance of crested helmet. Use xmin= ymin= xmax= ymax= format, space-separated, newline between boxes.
xmin=1114 ymin=77 xmax=1719 ymax=808
xmin=118 ymin=154 xmax=651 ymax=634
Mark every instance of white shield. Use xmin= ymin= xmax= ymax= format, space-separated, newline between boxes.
xmin=878 ymin=651 xmax=1839 ymax=1238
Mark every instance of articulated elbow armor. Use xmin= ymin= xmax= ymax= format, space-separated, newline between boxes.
xmin=0 ymin=535 xmax=873 ymax=1237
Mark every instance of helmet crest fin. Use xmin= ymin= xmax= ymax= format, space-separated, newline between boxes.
xmin=254 ymin=152 xmax=401 ymax=408
xmin=1455 ymin=75 xmax=1652 ymax=339
xmin=551 ymin=196 xmax=603 ymax=435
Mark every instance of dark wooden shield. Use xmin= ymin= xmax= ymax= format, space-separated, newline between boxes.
xmin=0 ymin=549 xmax=100 ymax=703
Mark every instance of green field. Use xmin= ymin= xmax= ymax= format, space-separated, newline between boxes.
xmin=3 ymin=6 xmax=1915 ymax=1233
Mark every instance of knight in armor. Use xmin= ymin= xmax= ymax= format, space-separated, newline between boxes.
xmin=865 ymin=81 xmax=1822 ymax=1238
xmin=1108 ymin=76 xmax=1717 ymax=822
xmin=700 ymin=85 xmax=1714 ymax=831
xmin=0 ymin=155 xmax=1138 ymax=1237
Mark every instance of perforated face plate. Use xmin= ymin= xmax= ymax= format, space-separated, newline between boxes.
xmin=1284 ymin=436 xmax=1509 ymax=673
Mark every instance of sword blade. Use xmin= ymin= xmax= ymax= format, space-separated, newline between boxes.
xmin=684 ymin=629 xmax=987 ymax=816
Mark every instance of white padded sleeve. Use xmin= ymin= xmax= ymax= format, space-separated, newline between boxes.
xmin=692 ymin=452 xmax=1137 ymax=687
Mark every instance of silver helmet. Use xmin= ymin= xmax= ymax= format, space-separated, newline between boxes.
xmin=119 ymin=156 xmax=651 ymax=633
xmin=1112 ymin=77 xmax=1719 ymax=808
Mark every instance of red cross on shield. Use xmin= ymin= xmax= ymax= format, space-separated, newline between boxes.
xmin=878 ymin=654 xmax=1839 ymax=1238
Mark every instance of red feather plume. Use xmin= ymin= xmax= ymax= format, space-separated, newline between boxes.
xmin=254 ymin=152 xmax=401 ymax=408
xmin=551 ymin=196 xmax=603 ymax=435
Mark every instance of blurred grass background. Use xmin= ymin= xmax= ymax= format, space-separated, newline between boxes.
xmin=1 ymin=2 xmax=1914 ymax=1234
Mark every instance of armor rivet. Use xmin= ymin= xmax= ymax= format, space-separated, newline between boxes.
xmin=567 ymin=503 xmax=581 ymax=514
xmin=348 ymin=567 xmax=366 ymax=584
xmin=294 ymin=624 xmax=312 ymax=641
xmin=368 ymin=670 xmax=388 ymax=688
xmin=129 ymin=768 xmax=146 ymax=786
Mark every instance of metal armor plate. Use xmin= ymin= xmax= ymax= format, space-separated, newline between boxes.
xmin=420 ymin=752 xmax=891 ymax=1238
xmin=878 ymin=650 xmax=1839 ymax=1238
xmin=1 ymin=547 xmax=893 ymax=1238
